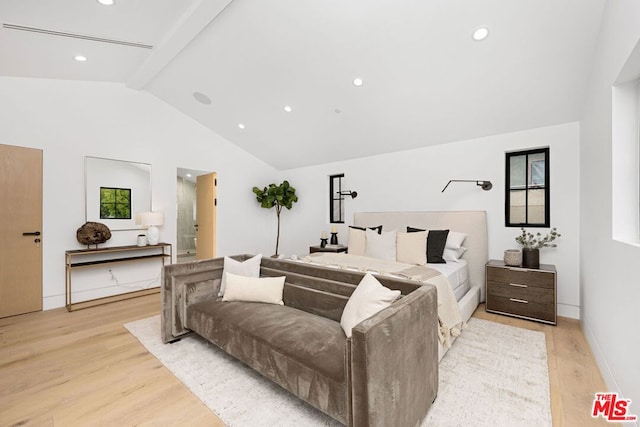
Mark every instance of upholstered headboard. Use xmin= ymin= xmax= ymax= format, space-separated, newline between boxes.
xmin=354 ymin=211 xmax=488 ymax=301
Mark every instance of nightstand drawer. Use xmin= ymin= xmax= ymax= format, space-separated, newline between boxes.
xmin=486 ymin=295 xmax=555 ymax=324
xmin=486 ymin=266 xmax=554 ymax=289
xmin=486 ymin=281 xmax=554 ymax=305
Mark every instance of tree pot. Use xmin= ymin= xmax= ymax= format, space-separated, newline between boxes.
xmin=522 ymin=248 xmax=540 ymax=269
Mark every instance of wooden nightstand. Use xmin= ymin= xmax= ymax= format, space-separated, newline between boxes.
xmin=485 ymin=260 xmax=557 ymax=325
xmin=309 ymin=245 xmax=348 ymax=254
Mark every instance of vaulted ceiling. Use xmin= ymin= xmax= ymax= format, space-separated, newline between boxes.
xmin=0 ymin=0 xmax=606 ymax=169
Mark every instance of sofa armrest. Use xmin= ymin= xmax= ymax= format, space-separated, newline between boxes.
xmin=349 ymin=284 xmax=438 ymax=427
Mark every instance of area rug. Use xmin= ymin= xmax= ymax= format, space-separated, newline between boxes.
xmin=124 ymin=316 xmax=551 ymax=427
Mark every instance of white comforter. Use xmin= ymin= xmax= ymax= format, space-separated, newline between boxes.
xmin=303 ymin=253 xmax=464 ymax=347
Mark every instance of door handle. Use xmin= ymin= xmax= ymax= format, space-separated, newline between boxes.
xmin=23 ymin=231 xmax=41 ymax=236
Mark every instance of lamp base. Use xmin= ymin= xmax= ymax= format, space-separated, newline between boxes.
xmin=147 ymin=225 xmax=160 ymax=245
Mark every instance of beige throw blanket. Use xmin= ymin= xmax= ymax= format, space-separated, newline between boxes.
xmin=304 ymin=253 xmax=464 ymax=347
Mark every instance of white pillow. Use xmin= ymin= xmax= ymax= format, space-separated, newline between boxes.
xmin=443 ymin=247 xmax=467 ymax=262
xmin=219 ymin=254 xmax=262 ymax=296
xmin=222 ymin=272 xmax=285 ymax=305
xmin=396 ymin=231 xmax=427 ymax=265
xmin=340 ymin=273 xmax=401 ymax=338
xmin=446 ymin=232 xmax=468 ymax=249
xmin=348 ymin=227 xmax=366 ymax=256
xmin=365 ymin=228 xmax=397 ymax=261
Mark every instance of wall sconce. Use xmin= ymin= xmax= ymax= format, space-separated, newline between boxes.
xmin=441 ymin=180 xmax=493 ymax=192
xmin=338 ymin=190 xmax=358 ymax=199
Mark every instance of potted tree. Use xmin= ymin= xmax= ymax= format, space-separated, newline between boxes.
xmin=253 ymin=180 xmax=298 ymax=257
xmin=515 ymin=227 xmax=561 ymax=269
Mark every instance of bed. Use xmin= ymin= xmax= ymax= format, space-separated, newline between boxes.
xmin=302 ymin=210 xmax=488 ymax=359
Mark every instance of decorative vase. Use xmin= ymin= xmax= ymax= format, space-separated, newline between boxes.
xmin=503 ymin=249 xmax=522 ymax=267
xmin=522 ymin=248 xmax=540 ymax=269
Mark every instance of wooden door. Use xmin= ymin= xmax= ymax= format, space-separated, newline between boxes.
xmin=196 ymin=172 xmax=216 ymax=260
xmin=0 ymin=144 xmax=43 ymax=317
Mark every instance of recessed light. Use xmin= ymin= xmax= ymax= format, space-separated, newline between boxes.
xmin=74 ymin=55 xmax=87 ymax=62
xmin=193 ymin=91 xmax=211 ymax=105
xmin=472 ymin=27 xmax=489 ymax=41
xmin=186 ymin=174 xmax=192 ymax=178
xmin=283 ymin=105 xmax=292 ymax=113
xmin=353 ymin=78 xmax=364 ymax=87
xmin=238 ymin=123 xmax=246 ymax=129
xmin=98 ymin=0 xmax=114 ymax=5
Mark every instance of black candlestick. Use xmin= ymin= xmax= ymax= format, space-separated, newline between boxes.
xmin=320 ymin=238 xmax=328 ymax=248
xmin=330 ymin=232 xmax=338 ymax=245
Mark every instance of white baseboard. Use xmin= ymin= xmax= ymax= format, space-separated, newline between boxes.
xmin=43 ymin=294 xmax=65 ymax=310
xmin=557 ymin=303 xmax=580 ymax=319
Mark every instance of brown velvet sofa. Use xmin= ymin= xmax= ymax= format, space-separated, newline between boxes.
xmin=162 ymin=255 xmax=438 ymax=427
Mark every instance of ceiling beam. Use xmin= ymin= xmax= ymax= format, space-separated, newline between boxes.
xmin=126 ymin=0 xmax=233 ymax=90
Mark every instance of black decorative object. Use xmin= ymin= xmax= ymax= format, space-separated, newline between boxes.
xmin=522 ymin=248 xmax=540 ymax=269
xmin=320 ymin=238 xmax=328 ymax=248
xmin=330 ymin=232 xmax=338 ymax=245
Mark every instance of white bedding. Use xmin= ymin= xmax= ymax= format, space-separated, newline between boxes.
xmin=302 ymin=252 xmax=464 ymax=350
xmin=428 ymin=260 xmax=469 ymax=302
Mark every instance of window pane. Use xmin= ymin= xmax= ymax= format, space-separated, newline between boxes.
xmin=509 ymin=156 xmax=526 ymax=188
xmin=509 ymin=189 xmax=526 ymax=224
xmin=527 ymin=188 xmax=546 ymax=224
xmin=529 ymin=152 xmax=546 ymax=187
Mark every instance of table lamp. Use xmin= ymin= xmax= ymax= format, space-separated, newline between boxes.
xmin=136 ymin=212 xmax=164 ymax=245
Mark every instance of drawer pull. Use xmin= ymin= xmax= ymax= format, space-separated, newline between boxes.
xmin=508 ymin=283 xmax=528 ymax=288
xmin=509 ymin=298 xmax=529 ymax=304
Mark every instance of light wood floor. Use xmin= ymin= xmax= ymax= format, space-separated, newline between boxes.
xmin=0 ymin=296 xmax=609 ymax=426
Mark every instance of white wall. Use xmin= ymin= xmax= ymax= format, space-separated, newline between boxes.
xmin=278 ymin=122 xmax=581 ymax=318
xmin=580 ymin=0 xmax=640 ymax=408
xmin=0 ymin=77 xmax=277 ymax=309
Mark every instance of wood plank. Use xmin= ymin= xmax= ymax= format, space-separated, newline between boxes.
xmin=0 ymin=295 xmax=611 ymax=426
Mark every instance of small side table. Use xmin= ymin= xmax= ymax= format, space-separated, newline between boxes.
xmin=309 ymin=244 xmax=348 ymax=254
xmin=485 ymin=260 xmax=556 ymax=325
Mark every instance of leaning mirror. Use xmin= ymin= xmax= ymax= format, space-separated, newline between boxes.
xmin=85 ymin=156 xmax=151 ymax=231
xmin=505 ymin=147 xmax=550 ymax=227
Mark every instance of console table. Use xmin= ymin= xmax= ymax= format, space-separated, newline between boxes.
xmin=65 ymin=243 xmax=172 ymax=311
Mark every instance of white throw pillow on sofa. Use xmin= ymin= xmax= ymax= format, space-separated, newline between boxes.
xmin=219 ymin=254 xmax=262 ymax=296
xmin=340 ymin=273 xmax=401 ymax=338
xmin=222 ymin=272 xmax=285 ymax=305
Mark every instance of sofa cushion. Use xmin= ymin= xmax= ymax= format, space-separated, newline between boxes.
xmin=340 ymin=273 xmax=401 ymax=338
xmin=187 ymin=299 xmax=347 ymax=381
xmin=222 ymin=273 xmax=285 ymax=305
xmin=219 ymin=254 xmax=262 ymax=296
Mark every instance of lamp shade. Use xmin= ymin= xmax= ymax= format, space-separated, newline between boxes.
xmin=135 ymin=212 xmax=164 ymax=227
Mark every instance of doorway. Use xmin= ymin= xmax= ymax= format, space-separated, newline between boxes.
xmin=1 ymin=144 xmax=43 ymax=318
xmin=176 ymin=168 xmax=216 ymax=263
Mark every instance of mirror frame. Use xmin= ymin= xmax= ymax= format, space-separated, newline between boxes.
xmin=85 ymin=156 xmax=151 ymax=231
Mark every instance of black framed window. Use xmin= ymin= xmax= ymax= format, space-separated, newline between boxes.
xmin=100 ymin=187 xmax=132 ymax=219
xmin=329 ymin=174 xmax=345 ymax=223
xmin=505 ymin=148 xmax=550 ymax=227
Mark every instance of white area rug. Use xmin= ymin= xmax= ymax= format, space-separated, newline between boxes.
xmin=124 ymin=316 xmax=551 ymax=427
